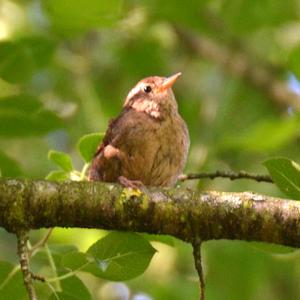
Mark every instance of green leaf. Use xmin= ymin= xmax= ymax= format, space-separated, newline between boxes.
xmin=46 ymin=170 xmax=70 ymax=181
xmin=0 ymin=37 xmax=55 ymax=83
xmin=0 ymin=110 xmax=63 ymax=137
xmin=61 ymin=252 xmax=91 ymax=272
xmin=250 ymin=242 xmax=296 ymax=255
xmin=20 ymin=37 xmax=56 ymax=69
xmin=0 ymin=151 xmax=22 ymax=177
xmin=31 ymin=244 xmax=78 ymax=271
xmin=48 ymin=150 xmax=73 ymax=172
xmin=48 ymin=275 xmax=92 ymax=300
xmin=49 ymin=244 xmax=79 ymax=258
xmin=77 ymin=133 xmax=104 ymax=162
xmin=87 ymin=231 xmax=157 ymax=280
xmin=142 ymin=233 xmax=174 ymax=247
xmin=264 ymin=157 xmax=300 ymax=200
xmin=61 ymin=275 xmax=92 ymax=300
xmin=0 ymin=94 xmax=63 ymax=137
xmin=0 ymin=261 xmax=27 ymax=299
xmin=62 ymin=232 xmax=157 ymax=281
xmin=0 ymin=94 xmax=43 ymax=112
xmin=43 ymin=0 xmax=124 ymax=34
xmin=118 ymin=38 xmax=167 ymax=77
xmin=0 ymin=41 xmax=33 ymax=83
xmin=144 ymin=0 xmax=208 ymax=32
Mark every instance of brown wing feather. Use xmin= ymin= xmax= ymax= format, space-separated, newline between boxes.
xmin=93 ymin=117 xmax=118 ymax=157
xmin=88 ymin=108 xmax=130 ymax=181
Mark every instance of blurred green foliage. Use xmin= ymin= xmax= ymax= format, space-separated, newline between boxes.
xmin=264 ymin=157 xmax=300 ymax=200
xmin=0 ymin=0 xmax=300 ymax=299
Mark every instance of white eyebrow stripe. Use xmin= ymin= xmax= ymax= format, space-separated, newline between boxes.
xmin=127 ymin=84 xmax=142 ymax=100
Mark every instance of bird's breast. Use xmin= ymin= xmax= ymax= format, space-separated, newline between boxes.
xmin=121 ymin=113 xmax=189 ymax=186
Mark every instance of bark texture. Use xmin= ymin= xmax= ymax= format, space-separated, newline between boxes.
xmin=1 ymin=178 xmax=300 ymax=247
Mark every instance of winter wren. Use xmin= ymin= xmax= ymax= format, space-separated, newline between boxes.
xmin=88 ymin=73 xmax=190 ymax=188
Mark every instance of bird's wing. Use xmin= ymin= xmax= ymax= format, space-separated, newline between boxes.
xmin=88 ymin=108 xmax=134 ymax=181
xmin=93 ymin=116 xmax=120 ymax=158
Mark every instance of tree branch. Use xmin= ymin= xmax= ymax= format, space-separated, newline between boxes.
xmin=28 ymin=228 xmax=53 ymax=257
xmin=192 ymin=237 xmax=205 ymax=300
xmin=16 ymin=230 xmax=37 ymax=300
xmin=179 ymin=171 xmax=273 ymax=183
xmin=0 ymin=178 xmax=300 ymax=249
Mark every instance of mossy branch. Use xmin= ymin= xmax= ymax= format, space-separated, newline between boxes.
xmin=0 ymin=178 xmax=300 ymax=248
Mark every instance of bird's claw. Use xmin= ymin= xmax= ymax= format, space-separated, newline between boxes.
xmin=118 ymin=176 xmax=145 ymax=190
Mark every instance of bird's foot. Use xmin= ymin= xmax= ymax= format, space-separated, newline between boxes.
xmin=118 ymin=176 xmax=145 ymax=190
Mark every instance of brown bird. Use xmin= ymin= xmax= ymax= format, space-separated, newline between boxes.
xmin=88 ymin=73 xmax=190 ymax=188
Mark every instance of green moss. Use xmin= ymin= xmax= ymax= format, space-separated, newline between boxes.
xmin=140 ymin=194 xmax=149 ymax=211
xmin=242 ymin=200 xmax=252 ymax=209
xmin=180 ymin=214 xmax=186 ymax=222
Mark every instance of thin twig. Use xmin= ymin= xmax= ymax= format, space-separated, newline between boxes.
xmin=29 ymin=228 xmax=54 ymax=257
xmin=16 ymin=230 xmax=37 ymax=300
xmin=192 ymin=237 xmax=205 ymax=300
xmin=179 ymin=170 xmax=273 ymax=183
xmin=45 ymin=244 xmax=61 ymax=291
xmin=30 ymin=272 xmax=45 ymax=282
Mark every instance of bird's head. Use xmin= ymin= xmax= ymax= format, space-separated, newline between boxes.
xmin=124 ymin=73 xmax=181 ymax=119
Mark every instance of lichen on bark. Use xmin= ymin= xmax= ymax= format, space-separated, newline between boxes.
xmin=1 ymin=178 xmax=300 ymax=248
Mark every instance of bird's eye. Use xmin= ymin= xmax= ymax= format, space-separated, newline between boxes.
xmin=143 ymin=85 xmax=152 ymax=93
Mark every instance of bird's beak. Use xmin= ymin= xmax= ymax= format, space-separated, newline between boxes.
xmin=159 ymin=72 xmax=181 ymax=91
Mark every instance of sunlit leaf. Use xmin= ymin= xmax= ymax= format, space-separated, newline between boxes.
xmin=77 ymin=133 xmax=104 ymax=162
xmin=45 ymin=170 xmax=70 ymax=181
xmin=48 ymin=150 xmax=73 ymax=172
xmin=264 ymin=157 xmax=300 ymax=199
xmin=142 ymin=233 xmax=174 ymax=247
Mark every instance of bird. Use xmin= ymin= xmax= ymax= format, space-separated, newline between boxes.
xmin=88 ymin=72 xmax=190 ymax=188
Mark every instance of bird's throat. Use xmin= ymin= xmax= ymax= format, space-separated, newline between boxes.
xmin=131 ymin=99 xmax=161 ymax=119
